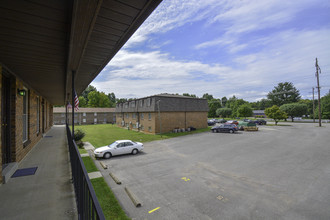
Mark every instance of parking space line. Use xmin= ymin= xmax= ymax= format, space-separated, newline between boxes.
xmin=181 ymin=177 xmax=190 ymax=181
xmin=149 ymin=207 xmax=160 ymax=214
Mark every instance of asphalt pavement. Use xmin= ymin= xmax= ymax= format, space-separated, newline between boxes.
xmin=96 ymin=123 xmax=330 ymax=220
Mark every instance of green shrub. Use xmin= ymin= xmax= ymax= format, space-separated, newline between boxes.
xmin=74 ymin=129 xmax=85 ymax=142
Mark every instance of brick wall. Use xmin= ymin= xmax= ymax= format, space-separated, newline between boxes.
xmin=116 ymin=111 xmax=208 ymax=134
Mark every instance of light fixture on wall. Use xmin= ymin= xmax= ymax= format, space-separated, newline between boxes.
xmin=17 ymin=89 xmax=26 ymax=96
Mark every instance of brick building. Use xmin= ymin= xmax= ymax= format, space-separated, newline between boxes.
xmin=53 ymin=107 xmax=116 ymax=125
xmin=1 ymin=67 xmax=53 ymax=182
xmin=116 ymin=94 xmax=209 ymax=134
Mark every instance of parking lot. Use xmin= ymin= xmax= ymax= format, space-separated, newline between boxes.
xmin=97 ymin=123 xmax=330 ymax=219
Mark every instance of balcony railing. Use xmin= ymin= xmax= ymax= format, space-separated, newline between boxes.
xmin=66 ymin=124 xmax=105 ymax=220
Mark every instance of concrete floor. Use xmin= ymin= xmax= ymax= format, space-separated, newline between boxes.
xmin=96 ymin=123 xmax=330 ymax=220
xmin=0 ymin=125 xmax=77 ymax=220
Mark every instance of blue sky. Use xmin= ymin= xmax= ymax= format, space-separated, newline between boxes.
xmin=92 ymin=0 xmax=330 ymax=101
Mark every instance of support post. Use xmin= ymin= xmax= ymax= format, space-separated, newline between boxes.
xmin=72 ymin=71 xmax=75 ymax=137
xmin=315 ymin=58 xmax=322 ymax=127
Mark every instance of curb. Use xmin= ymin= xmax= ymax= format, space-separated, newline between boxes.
xmin=109 ymin=172 xmax=121 ymax=185
xmin=125 ymin=186 xmax=142 ymax=207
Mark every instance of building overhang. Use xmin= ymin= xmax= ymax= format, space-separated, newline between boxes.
xmin=0 ymin=0 xmax=162 ymax=105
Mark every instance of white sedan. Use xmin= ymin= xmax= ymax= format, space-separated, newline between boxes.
xmin=94 ymin=140 xmax=144 ymax=159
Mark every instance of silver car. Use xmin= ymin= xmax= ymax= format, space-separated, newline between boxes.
xmin=94 ymin=140 xmax=144 ymax=159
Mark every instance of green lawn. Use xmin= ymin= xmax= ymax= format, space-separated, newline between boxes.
xmin=78 ymin=148 xmax=87 ymax=154
xmin=81 ymin=156 xmax=98 ymax=173
xmin=75 ymin=124 xmax=210 ymax=148
xmin=91 ymin=177 xmax=130 ymax=220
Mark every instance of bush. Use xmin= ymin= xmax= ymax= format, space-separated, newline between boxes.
xmin=74 ymin=129 xmax=85 ymax=142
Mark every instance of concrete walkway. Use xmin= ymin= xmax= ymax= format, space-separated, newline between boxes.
xmin=0 ymin=125 xmax=77 ymax=219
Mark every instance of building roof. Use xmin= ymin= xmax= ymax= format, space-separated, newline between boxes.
xmin=116 ymin=94 xmax=209 ymax=113
xmin=0 ymin=0 xmax=162 ymax=105
xmin=53 ymin=107 xmax=115 ymax=113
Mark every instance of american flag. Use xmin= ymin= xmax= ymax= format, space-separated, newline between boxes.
xmin=74 ymin=90 xmax=79 ymax=111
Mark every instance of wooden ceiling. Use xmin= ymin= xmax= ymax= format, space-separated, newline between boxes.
xmin=0 ymin=0 xmax=162 ymax=105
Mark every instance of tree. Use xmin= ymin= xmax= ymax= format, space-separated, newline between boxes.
xmin=298 ymin=99 xmax=313 ymax=118
xmin=237 ymin=104 xmax=253 ymax=118
xmin=315 ymin=91 xmax=330 ymax=119
xmin=267 ymin=82 xmax=301 ymax=106
xmin=182 ymin=93 xmax=197 ymax=98
xmin=202 ymin=93 xmax=214 ymax=101
xmin=280 ymin=103 xmax=307 ymax=122
xmin=87 ymin=91 xmax=100 ymax=107
xmin=208 ymin=99 xmax=222 ymax=117
xmin=216 ymin=108 xmax=232 ymax=118
xmin=221 ymin=96 xmax=227 ymax=106
xmin=108 ymin=92 xmax=116 ymax=107
xmin=82 ymin=85 xmax=97 ymax=101
xmin=78 ymin=96 xmax=87 ymax=107
xmin=225 ymin=96 xmax=248 ymax=117
xmin=265 ymin=105 xmax=288 ymax=125
xmin=98 ymin=92 xmax=111 ymax=107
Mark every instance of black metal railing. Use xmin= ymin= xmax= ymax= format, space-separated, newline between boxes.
xmin=66 ymin=124 xmax=105 ymax=220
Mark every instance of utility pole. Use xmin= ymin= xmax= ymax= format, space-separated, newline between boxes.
xmin=315 ymin=58 xmax=321 ymax=127
xmin=312 ymin=87 xmax=315 ymax=123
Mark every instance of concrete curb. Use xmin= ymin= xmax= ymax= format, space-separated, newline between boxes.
xmin=109 ymin=172 xmax=121 ymax=185
xmin=125 ymin=186 xmax=142 ymax=207
xmin=99 ymin=162 xmax=107 ymax=169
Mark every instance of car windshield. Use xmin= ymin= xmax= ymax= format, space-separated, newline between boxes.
xmin=108 ymin=142 xmax=119 ymax=148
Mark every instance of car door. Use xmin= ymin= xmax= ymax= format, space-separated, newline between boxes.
xmin=113 ymin=142 xmax=125 ymax=156
xmin=124 ymin=141 xmax=134 ymax=154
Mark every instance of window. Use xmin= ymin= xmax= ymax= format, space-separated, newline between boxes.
xmin=126 ymin=113 xmax=129 ymax=119
xmin=148 ymin=113 xmax=151 ymax=120
xmin=148 ymin=127 xmax=152 ymax=132
xmin=94 ymin=118 xmax=97 ymax=124
xmin=22 ymin=88 xmax=29 ymax=143
xmin=141 ymin=125 xmax=144 ymax=131
xmin=132 ymin=113 xmax=136 ymax=119
xmin=83 ymin=119 xmax=86 ymax=123
xmin=83 ymin=112 xmax=86 ymax=116
xmin=141 ymin=113 xmax=144 ymax=120
xmin=139 ymin=100 xmax=143 ymax=107
xmin=125 ymin=142 xmax=133 ymax=146
xmin=124 ymin=103 xmax=128 ymax=108
xmin=36 ymin=96 xmax=40 ymax=134
xmin=94 ymin=112 xmax=97 ymax=116
xmin=130 ymin=101 xmax=135 ymax=108
xmin=146 ymin=98 xmax=151 ymax=107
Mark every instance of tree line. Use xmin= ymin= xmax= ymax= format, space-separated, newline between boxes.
xmin=76 ymin=82 xmax=330 ymax=120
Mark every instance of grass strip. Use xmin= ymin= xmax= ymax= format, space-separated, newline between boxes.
xmin=82 ymin=156 xmax=98 ymax=173
xmin=75 ymin=124 xmax=210 ymax=148
xmin=78 ymin=148 xmax=87 ymax=154
xmin=91 ymin=177 xmax=130 ymax=220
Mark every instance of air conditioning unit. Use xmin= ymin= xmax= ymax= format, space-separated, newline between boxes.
xmin=121 ymin=121 xmax=125 ymax=126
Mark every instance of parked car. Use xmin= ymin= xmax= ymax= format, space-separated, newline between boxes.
xmin=219 ymin=119 xmax=227 ymax=123
xmin=226 ymin=120 xmax=239 ymax=125
xmin=211 ymin=124 xmax=237 ymax=133
xmin=207 ymin=119 xmax=216 ymax=126
xmin=253 ymin=119 xmax=267 ymax=125
xmin=94 ymin=140 xmax=143 ymax=159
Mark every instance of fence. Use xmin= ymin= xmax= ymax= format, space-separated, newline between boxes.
xmin=66 ymin=124 xmax=105 ymax=220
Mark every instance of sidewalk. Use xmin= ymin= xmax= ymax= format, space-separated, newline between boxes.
xmin=0 ymin=125 xmax=77 ymax=219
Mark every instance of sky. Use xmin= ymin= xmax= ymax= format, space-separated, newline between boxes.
xmin=92 ymin=0 xmax=330 ymax=102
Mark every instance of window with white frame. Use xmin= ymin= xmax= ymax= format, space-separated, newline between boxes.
xmin=126 ymin=113 xmax=129 ymax=118
xmin=146 ymin=98 xmax=151 ymax=107
xmin=83 ymin=119 xmax=86 ymax=123
xmin=139 ymin=100 xmax=143 ymax=107
xmin=148 ymin=113 xmax=151 ymax=120
xmin=132 ymin=113 xmax=136 ymax=119
xmin=83 ymin=112 xmax=86 ymax=116
xmin=130 ymin=101 xmax=135 ymax=108
xmin=141 ymin=113 xmax=144 ymax=120
xmin=94 ymin=112 xmax=97 ymax=116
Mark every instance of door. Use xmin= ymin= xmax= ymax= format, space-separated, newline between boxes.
xmin=41 ymin=99 xmax=45 ymax=133
xmin=1 ymin=75 xmax=11 ymax=165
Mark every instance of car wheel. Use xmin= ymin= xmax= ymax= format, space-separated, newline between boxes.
xmin=132 ymin=149 xmax=138 ymax=155
xmin=103 ymin=152 xmax=111 ymax=159
xmin=229 ymin=129 xmax=234 ymax=134
xmin=212 ymin=129 xmax=215 ymax=133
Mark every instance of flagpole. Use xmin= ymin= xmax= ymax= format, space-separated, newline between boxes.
xmin=72 ymin=71 xmax=75 ymax=138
